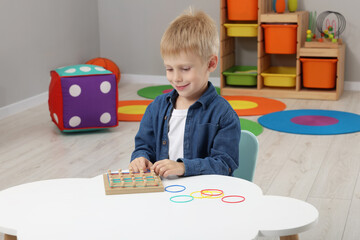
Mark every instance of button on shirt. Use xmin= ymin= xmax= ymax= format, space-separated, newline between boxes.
xmin=131 ymin=82 xmax=240 ymax=176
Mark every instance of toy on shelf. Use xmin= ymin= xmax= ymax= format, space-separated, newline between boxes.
xmin=317 ymin=11 xmax=346 ymax=39
xmin=275 ymin=0 xmax=286 ymax=13
xmin=272 ymin=0 xmax=276 ymax=13
xmin=86 ymin=58 xmax=121 ymax=83
xmin=306 ymin=11 xmax=317 ymax=42
xmin=103 ymin=169 xmax=164 ymax=195
xmin=272 ymin=0 xmax=297 ymax=14
xmin=305 ymin=11 xmax=346 ymax=48
xmin=288 ymin=0 xmax=298 ymax=12
xmin=48 ymin=64 xmax=118 ymax=132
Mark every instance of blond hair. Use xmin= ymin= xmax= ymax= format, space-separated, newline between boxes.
xmin=160 ymin=8 xmax=219 ymax=62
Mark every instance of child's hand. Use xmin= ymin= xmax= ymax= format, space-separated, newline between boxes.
xmin=151 ymin=159 xmax=185 ymax=178
xmin=129 ymin=157 xmax=153 ymax=172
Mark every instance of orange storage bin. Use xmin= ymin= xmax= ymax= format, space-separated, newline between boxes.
xmin=227 ymin=0 xmax=258 ymax=21
xmin=300 ymin=58 xmax=338 ymax=89
xmin=262 ymin=24 xmax=298 ymax=54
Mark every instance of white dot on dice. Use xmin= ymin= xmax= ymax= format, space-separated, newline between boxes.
xmin=53 ymin=113 xmax=59 ymax=124
xmin=69 ymin=116 xmax=81 ymax=127
xmin=65 ymin=68 xmax=76 ymax=74
xmin=100 ymin=81 xmax=111 ymax=94
xmin=95 ymin=67 xmax=106 ymax=71
xmin=100 ymin=112 xmax=111 ymax=124
xmin=80 ymin=66 xmax=91 ymax=72
xmin=69 ymin=84 xmax=81 ymax=97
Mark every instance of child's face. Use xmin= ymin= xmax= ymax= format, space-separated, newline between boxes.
xmin=163 ymin=51 xmax=217 ymax=102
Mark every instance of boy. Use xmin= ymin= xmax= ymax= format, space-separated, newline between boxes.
xmin=129 ymin=9 xmax=240 ymax=178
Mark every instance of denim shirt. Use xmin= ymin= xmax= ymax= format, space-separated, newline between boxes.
xmin=131 ymin=82 xmax=240 ymax=176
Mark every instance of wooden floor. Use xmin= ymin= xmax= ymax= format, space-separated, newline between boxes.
xmin=0 ymin=82 xmax=360 ymax=240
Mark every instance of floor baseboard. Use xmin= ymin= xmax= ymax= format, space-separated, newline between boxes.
xmin=0 ymin=92 xmax=48 ymax=120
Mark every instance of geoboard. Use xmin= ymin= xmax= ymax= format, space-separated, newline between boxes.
xmin=103 ymin=169 xmax=164 ymax=195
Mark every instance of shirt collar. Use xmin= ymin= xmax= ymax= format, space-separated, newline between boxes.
xmin=166 ymin=82 xmax=218 ymax=110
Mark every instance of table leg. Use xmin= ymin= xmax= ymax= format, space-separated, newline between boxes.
xmin=4 ymin=234 xmax=17 ymax=240
xmin=280 ymin=234 xmax=299 ymax=240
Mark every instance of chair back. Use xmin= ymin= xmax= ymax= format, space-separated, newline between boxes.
xmin=233 ymin=130 xmax=259 ymax=182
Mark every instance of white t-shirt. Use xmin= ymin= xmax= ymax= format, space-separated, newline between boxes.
xmin=168 ymin=108 xmax=188 ymax=161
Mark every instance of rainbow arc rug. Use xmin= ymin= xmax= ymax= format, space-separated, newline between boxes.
xmin=240 ymin=118 xmax=263 ymax=136
xmin=117 ymin=100 xmax=152 ymax=121
xmin=258 ymin=109 xmax=360 ymax=135
xmin=223 ymin=96 xmax=286 ymax=116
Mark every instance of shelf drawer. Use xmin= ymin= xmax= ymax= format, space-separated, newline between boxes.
xmin=223 ymin=66 xmax=258 ymax=86
xmin=261 ymin=66 xmax=296 ymax=87
xmin=227 ymin=0 xmax=258 ymax=21
xmin=300 ymin=58 xmax=337 ymax=89
xmin=261 ymin=24 xmax=298 ymax=54
xmin=224 ymin=23 xmax=258 ymax=37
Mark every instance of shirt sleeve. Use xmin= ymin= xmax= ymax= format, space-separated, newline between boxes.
xmin=130 ymin=102 xmax=157 ymax=163
xmin=179 ymin=109 xmax=240 ymax=176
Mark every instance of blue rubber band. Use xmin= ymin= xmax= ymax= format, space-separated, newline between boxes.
xmin=165 ymin=185 xmax=186 ymax=193
xmin=170 ymin=195 xmax=194 ymax=203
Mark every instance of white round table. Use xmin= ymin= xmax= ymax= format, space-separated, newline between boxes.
xmin=0 ymin=175 xmax=318 ymax=240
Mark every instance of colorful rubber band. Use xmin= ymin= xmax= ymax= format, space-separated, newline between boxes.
xmin=190 ymin=191 xmax=209 ymax=199
xmin=203 ymin=192 xmax=224 ymax=199
xmin=165 ymin=185 xmax=186 ymax=193
xmin=190 ymin=191 xmax=224 ymax=199
xmin=221 ymin=195 xmax=246 ymax=203
xmin=170 ymin=195 xmax=194 ymax=203
xmin=200 ymin=189 xmax=224 ymax=197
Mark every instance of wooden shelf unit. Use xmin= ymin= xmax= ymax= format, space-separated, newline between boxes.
xmin=220 ymin=0 xmax=345 ymax=100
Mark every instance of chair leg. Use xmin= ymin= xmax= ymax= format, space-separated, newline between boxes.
xmin=4 ymin=234 xmax=17 ymax=240
xmin=280 ymin=234 xmax=299 ymax=240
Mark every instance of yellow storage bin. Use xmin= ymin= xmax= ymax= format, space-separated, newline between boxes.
xmin=224 ymin=23 xmax=258 ymax=37
xmin=261 ymin=67 xmax=296 ymax=87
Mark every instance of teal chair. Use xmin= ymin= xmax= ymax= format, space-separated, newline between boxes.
xmin=233 ymin=130 xmax=259 ymax=182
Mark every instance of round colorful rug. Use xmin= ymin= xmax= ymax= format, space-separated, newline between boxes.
xmin=118 ymin=100 xmax=152 ymax=121
xmin=137 ymin=85 xmax=221 ymax=99
xmin=258 ymin=109 xmax=360 ymax=135
xmin=223 ymin=96 xmax=286 ymax=116
xmin=240 ymin=118 xmax=263 ymax=136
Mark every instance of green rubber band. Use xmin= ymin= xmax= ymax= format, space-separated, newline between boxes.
xmin=170 ymin=195 xmax=194 ymax=203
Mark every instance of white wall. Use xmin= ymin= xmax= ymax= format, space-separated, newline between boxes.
xmin=98 ymin=0 xmax=220 ymax=76
xmin=0 ymin=0 xmax=100 ymax=108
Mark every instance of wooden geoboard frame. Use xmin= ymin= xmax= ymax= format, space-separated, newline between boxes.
xmin=103 ymin=169 xmax=164 ymax=195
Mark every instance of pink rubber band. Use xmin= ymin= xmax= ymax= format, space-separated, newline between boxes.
xmin=221 ymin=195 xmax=245 ymax=203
